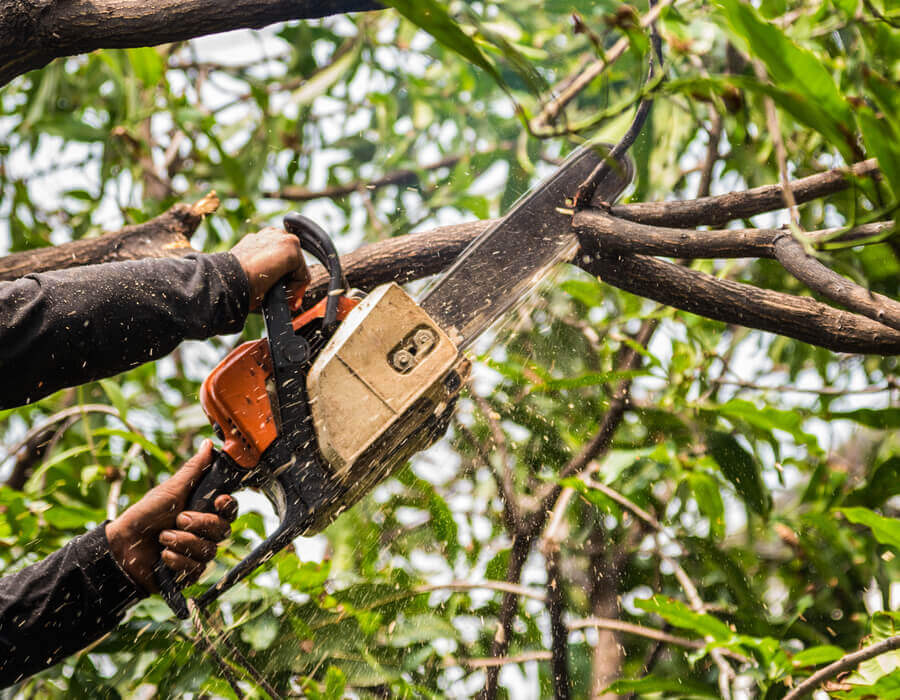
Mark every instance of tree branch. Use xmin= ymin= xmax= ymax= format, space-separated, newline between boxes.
xmin=581 ymin=250 xmax=900 ymax=355
xmin=783 ymin=635 xmax=900 ymax=700
xmin=609 ymin=159 xmax=879 ymax=228
xmin=573 ymin=210 xmax=893 ymax=259
xmin=0 ymin=193 xmax=218 ymax=281
xmin=545 ymin=549 xmax=570 ymax=700
xmin=773 ymin=233 xmax=900 ymax=332
xmin=530 ymin=0 xmax=672 ymax=133
xmin=0 ymin=0 xmax=382 ymax=87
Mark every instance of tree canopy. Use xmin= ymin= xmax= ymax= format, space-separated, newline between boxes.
xmin=0 ymin=1 xmax=898 ymax=698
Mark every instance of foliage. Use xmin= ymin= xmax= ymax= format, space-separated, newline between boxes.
xmin=1 ymin=0 xmax=898 ymax=697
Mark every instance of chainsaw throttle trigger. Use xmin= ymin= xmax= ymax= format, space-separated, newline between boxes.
xmin=153 ymin=449 xmax=258 ymax=619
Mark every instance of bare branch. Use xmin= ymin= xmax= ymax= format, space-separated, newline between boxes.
xmin=545 ymin=549 xmax=570 ymax=700
xmin=609 ymin=159 xmax=879 ymax=228
xmin=0 ymin=194 xmax=218 ymax=281
xmin=582 ymin=251 xmax=900 ymax=355
xmin=569 ymin=617 xmax=704 ymax=651
xmin=773 ymin=233 xmax=900 ymax=332
xmin=0 ymin=0 xmax=382 ymax=87
xmin=447 ymin=651 xmax=553 ymax=669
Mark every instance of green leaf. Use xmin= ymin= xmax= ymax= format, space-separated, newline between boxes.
xmin=858 ymin=106 xmax=900 ymax=202
xmin=845 ymin=457 xmax=900 ymax=508
xmin=382 ymin=0 xmax=505 ymax=89
xmin=712 ymin=399 xmax=817 ymax=447
xmin=561 ymin=278 xmax=607 ymax=308
xmin=791 ymin=645 xmax=845 ymax=668
xmin=605 ymin=676 xmax=719 ymax=698
xmin=706 ymin=431 xmax=771 ymax=517
xmin=44 ymin=504 xmax=104 ymax=530
xmin=92 ymin=428 xmax=171 ymax=465
xmin=635 ymin=595 xmax=733 ymax=641
xmin=687 ymin=472 xmax=725 ymax=539
xmin=838 ymin=507 xmax=900 ymax=550
xmin=292 ymin=44 xmax=361 ymax=107
xmin=323 ymin=666 xmax=347 ymax=700
xmin=428 ymin=492 xmax=459 ymax=559
xmin=126 ymin=47 xmax=165 ymax=87
xmin=830 ymin=408 xmax=900 ymax=430
xmin=715 ymin=0 xmax=851 ymax=126
xmin=239 ymin=613 xmax=280 ymax=651
xmin=99 ymin=379 xmax=129 ymax=422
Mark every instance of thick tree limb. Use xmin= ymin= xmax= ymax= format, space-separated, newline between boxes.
xmin=0 ymin=193 xmax=218 ymax=281
xmin=581 ymin=251 xmax=900 ymax=355
xmin=609 ymin=159 xmax=879 ymax=228
xmin=0 ymin=0 xmax=382 ymax=87
xmin=573 ymin=209 xmax=894 ymax=258
xmin=773 ymin=233 xmax=900 ymax=332
xmin=3 ymin=161 xmax=895 ymax=355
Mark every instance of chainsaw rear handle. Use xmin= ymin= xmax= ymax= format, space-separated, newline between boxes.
xmin=153 ymin=450 xmax=253 ymax=619
xmin=154 ymin=213 xmax=347 ymax=619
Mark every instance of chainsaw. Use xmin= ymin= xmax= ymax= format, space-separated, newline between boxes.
xmin=155 ymin=142 xmax=634 ymax=619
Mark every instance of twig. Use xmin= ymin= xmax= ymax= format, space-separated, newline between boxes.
xmin=447 ymin=651 xmax=553 ymax=669
xmin=190 ymin=602 xmax=282 ymax=699
xmin=189 ymin=601 xmax=248 ymax=699
xmin=530 ymin=0 xmax=673 ymax=131
xmin=471 ymin=393 xmax=522 ymax=526
xmin=573 ymin=0 xmax=664 ymax=208
xmin=697 ymin=108 xmax=723 ymax=199
xmin=711 ymin=376 xmax=897 ymax=396
xmin=414 ymin=580 xmax=547 ymax=603
xmin=569 ymin=617 xmax=703 ymax=651
xmin=754 ymin=61 xmax=799 ymax=224
xmin=783 ymin=635 xmax=900 ymax=700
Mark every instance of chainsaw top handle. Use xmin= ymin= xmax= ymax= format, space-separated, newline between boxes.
xmin=283 ymin=212 xmax=346 ymax=335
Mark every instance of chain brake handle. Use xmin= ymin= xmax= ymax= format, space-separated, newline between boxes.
xmin=155 ymin=213 xmax=347 ymax=619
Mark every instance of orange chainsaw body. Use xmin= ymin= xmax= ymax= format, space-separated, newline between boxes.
xmin=199 ymin=293 xmax=359 ymax=468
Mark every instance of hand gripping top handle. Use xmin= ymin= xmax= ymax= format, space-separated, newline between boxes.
xmin=155 ymin=214 xmax=349 ymax=619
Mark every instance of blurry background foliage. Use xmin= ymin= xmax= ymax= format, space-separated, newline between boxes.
xmin=1 ymin=0 xmax=899 ymax=698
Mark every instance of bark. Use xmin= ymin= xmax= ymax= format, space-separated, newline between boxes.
xmin=2 ymin=162 xmax=896 ymax=356
xmin=0 ymin=193 xmax=217 ymax=281
xmin=588 ymin=533 xmax=623 ymax=700
xmin=0 ymin=0 xmax=382 ymax=87
xmin=609 ymin=159 xmax=879 ymax=228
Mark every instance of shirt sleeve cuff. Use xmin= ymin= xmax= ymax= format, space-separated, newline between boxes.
xmin=209 ymin=251 xmax=251 ymax=330
xmin=73 ymin=524 xmax=148 ymax=616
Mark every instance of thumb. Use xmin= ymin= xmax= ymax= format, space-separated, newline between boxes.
xmin=164 ymin=440 xmax=215 ymax=494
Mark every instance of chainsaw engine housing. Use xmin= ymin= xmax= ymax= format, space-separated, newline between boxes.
xmin=306 ymin=282 xmax=469 ymax=529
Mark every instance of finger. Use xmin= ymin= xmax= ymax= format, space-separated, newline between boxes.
xmin=214 ymin=494 xmax=239 ymax=522
xmin=165 ymin=440 xmax=215 ymax=492
xmin=175 ymin=511 xmax=231 ymax=541
xmin=160 ymin=549 xmax=207 ymax=584
xmin=159 ymin=530 xmax=217 ymax=562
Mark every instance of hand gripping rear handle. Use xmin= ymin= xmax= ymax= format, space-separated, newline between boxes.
xmin=153 ymin=450 xmax=256 ymax=619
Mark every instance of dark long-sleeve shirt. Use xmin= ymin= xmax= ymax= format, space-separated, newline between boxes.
xmin=0 ymin=253 xmax=250 ymax=687
xmin=0 ymin=253 xmax=249 ymax=409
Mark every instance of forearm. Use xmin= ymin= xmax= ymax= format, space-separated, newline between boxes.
xmin=0 ymin=252 xmax=249 ymax=408
xmin=0 ymin=526 xmax=145 ymax=687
